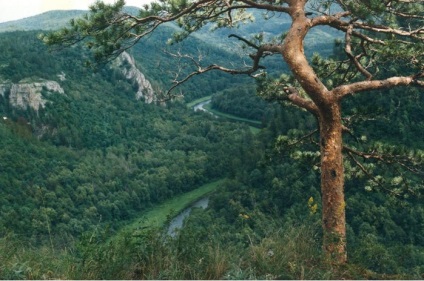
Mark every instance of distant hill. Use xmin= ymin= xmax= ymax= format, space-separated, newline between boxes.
xmin=0 ymin=6 xmax=341 ymax=100
xmin=192 ymin=10 xmax=342 ymax=57
xmin=0 ymin=7 xmax=340 ymax=57
xmin=0 ymin=7 xmax=140 ymax=33
xmin=0 ymin=10 xmax=86 ymax=32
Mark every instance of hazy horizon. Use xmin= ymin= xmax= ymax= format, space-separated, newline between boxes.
xmin=0 ymin=0 xmax=151 ymax=24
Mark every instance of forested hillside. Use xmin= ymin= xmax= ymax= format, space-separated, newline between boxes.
xmin=0 ymin=5 xmax=423 ymax=280
xmin=0 ymin=30 xmax=256 ymax=245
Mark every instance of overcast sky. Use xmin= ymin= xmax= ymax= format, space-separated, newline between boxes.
xmin=0 ymin=0 xmax=153 ymax=23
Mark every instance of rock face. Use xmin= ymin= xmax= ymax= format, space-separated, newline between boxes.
xmin=0 ymin=80 xmax=64 ymax=111
xmin=115 ymin=52 xmax=156 ymax=103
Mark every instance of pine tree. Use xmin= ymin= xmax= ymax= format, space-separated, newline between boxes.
xmin=42 ymin=0 xmax=424 ymax=264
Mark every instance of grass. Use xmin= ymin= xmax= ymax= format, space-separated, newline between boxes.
xmin=249 ymin=126 xmax=261 ymax=134
xmin=117 ymin=179 xmax=225 ymax=235
xmin=0 ymin=235 xmax=73 ymax=280
xmin=2 ymin=188 xmax=418 ymax=280
xmin=0 ymin=179 xmax=225 ymax=279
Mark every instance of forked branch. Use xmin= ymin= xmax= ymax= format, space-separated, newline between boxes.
xmin=333 ymin=73 xmax=424 ymax=99
xmin=344 ymin=145 xmax=424 ymax=175
xmin=345 ymin=25 xmax=373 ymax=80
xmin=161 ymin=50 xmax=267 ymax=97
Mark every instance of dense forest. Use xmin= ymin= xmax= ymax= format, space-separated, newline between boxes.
xmin=0 ymin=7 xmax=423 ymax=280
xmin=0 ymin=30 xmax=256 ymax=244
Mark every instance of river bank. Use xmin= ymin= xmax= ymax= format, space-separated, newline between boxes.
xmin=167 ymin=197 xmax=210 ymax=237
xmin=114 ymin=179 xmax=225 ymax=239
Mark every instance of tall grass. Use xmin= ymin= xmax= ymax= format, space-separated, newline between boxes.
xmin=66 ymin=226 xmax=232 ymax=280
xmin=0 ymin=234 xmax=72 ymax=279
xmin=1 ymin=221 xmax=420 ymax=279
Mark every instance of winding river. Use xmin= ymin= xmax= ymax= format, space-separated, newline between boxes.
xmin=192 ymin=98 xmax=262 ymax=129
xmin=166 ymin=197 xmax=209 ymax=237
xmin=193 ymin=99 xmax=218 ymax=118
xmin=165 ymin=98 xmax=262 ymax=237
xmin=193 ymin=99 xmax=212 ymax=112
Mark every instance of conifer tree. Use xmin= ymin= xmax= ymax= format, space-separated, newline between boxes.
xmin=42 ymin=0 xmax=424 ymax=264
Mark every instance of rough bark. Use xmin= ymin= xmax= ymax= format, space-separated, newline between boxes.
xmin=281 ymin=1 xmax=347 ymax=264
xmin=318 ymin=103 xmax=347 ymax=264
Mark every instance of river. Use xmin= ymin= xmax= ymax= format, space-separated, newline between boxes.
xmin=192 ymin=98 xmax=262 ymax=130
xmin=193 ymin=99 xmax=217 ymax=117
xmin=165 ymin=100 xmax=257 ymax=236
xmin=166 ymin=197 xmax=209 ymax=237
xmin=193 ymin=99 xmax=211 ymax=112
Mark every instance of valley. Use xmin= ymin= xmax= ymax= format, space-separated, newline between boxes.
xmin=0 ymin=2 xmax=423 ymax=280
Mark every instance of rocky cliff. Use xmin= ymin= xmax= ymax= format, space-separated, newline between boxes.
xmin=114 ymin=52 xmax=156 ymax=104
xmin=0 ymin=79 xmax=64 ymax=111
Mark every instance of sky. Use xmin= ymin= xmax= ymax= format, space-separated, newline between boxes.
xmin=0 ymin=0 xmax=153 ymax=23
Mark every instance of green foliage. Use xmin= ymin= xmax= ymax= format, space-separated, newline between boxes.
xmin=0 ymin=31 xmax=254 ymax=246
xmin=1 ymin=0 xmax=424 ymax=277
xmin=210 ymin=85 xmax=272 ymax=121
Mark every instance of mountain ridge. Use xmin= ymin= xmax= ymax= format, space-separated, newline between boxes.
xmin=0 ymin=7 xmax=141 ymax=33
xmin=0 ymin=10 xmax=86 ymax=32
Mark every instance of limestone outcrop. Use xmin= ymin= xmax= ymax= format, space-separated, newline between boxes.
xmin=0 ymin=80 xmax=64 ymax=111
xmin=115 ymin=52 xmax=156 ymax=103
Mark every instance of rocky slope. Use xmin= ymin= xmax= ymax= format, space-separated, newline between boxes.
xmin=114 ymin=52 xmax=156 ymax=104
xmin=0 ymin=79 xmax=64 ymax=111
xmin=0 ymin=51 xmax=155 ymax=113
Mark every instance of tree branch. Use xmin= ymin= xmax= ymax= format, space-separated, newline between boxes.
xmin=228 ymin=33 xmax=282 ymax=72
xmin=344 ymin=145 xmax=424 ymax=175
xmin=353 ymin=22 xmax=424 ymax=41
xmin=283 ymin=87 xmax=320 ymax=117
xmin=333 ymin=74 xmax=424 ymax=99
xmin=346 ymin=151 xmax=403 ymax=196
xmin=281 ymin=2 xmax=331 ymax=107
xmin=283 ymin=129 xmax=319 ymax=148
xmin=344 ymin=25 xmax=373 ymax=80
xmin=238 ymin=0 xmax=291 ymax=13
xmin=161 ymin=49 xmax=269 ymax=98
xmin=228 ymin=34 xmax=260 ymax=49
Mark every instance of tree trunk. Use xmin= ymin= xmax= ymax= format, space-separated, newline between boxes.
xmin=319 ymin=102 xmax=347 ymax=264
xmin=278 ymin=1 xmax=347 ymax=264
